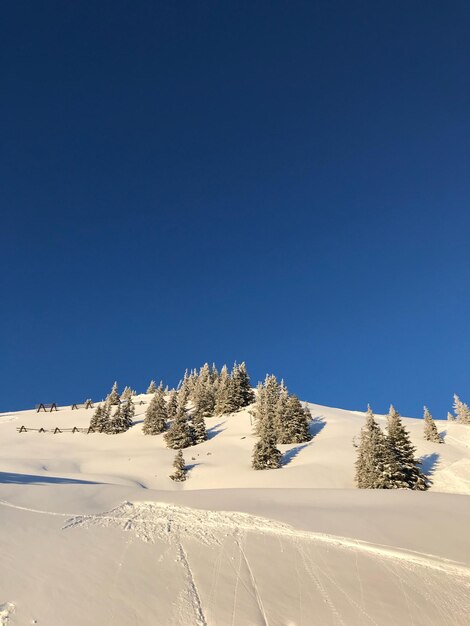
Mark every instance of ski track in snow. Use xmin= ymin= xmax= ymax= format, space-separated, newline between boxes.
xmin=2 ymin=498 xmax=470 ymax=625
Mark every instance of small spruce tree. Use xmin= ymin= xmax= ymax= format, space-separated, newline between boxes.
xmin=355 ymin=405 xmax=397 ymax=489
xmin=143 ymin=389 xmax=167 ymax=434
xmin=277 ymin=395 xmax=312 ymax=444
xmin=447 ymin=411 xmax=456 ymax=422
xmin=121 ymin=386 xmax=132 ymax=401
xmin=252 ymin=429 xmax=282 ymax=470
xmin=192 ymin=412 xmax=208 ymax=444
xmin=387 ymin=405 xmax=428 ymax=490
xmin=453 ymin=394 xmax=470 ymax=424
xmin=164 ymin=402 xmax=194 ymax=449
xmin=107 ymin=381 xmax=120 ymax=405
xmin=423 ymin=406 xmax=443 ymax=443
xmin=170 ymin=450 xmax=187 ymax=482
xmin=146 ymin=380 xmax=157 ymax=394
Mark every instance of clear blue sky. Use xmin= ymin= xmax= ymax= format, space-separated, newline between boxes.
xmin=1 ymin=1 xmax=469 ymax=416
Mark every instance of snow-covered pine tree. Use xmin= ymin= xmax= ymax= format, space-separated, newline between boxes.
xmin=143 ymin=389 xmax=167 ymax=434
xmin=252 ymin=428 xmax=282 ymax=470
xmin=447 ymin=411 xmax=456 ymax=422
xmin=89 ymin=404 xmax=103 ymax=432
xmin=215 ymin=365 xmax=232 ymax=415
xmin=255 ymin=374 xmax=281 ymax=437
xmin=146 ymin=380 xmax=157 ymax=394
xmin=192 ymin=412 xmax=208 ymax=444
xmin=166 ymin=390 xmax=178 ymax=420
xmin=387 ymin=405 xmax=428 ymax=490
xmin=237 ymin=362 xmax=255 ymax=407
xmin=170 ymin=450 xmax=187 ymax=482
xmin=277 ymin=395 xmax=312 ymax=444
xmin=121 ymin=398 xmax=135 ymax=429
xmin=107 ymin=381 xmax=120 ymax=405
xmin=453 ymin=394 xmax=470 ymax=424
xmin=164 ymin=400 xmax=195 ymax=449
xmin=210 ymin=363 xmax=219 ymax=386
xmin=423 ymin=406 xmax=443 ymax=443
xmin=121 ymin=386 xmax=132 ymax=401
xmin=108 ymin=404 xmax=127 ymax=434
xmin=355 ymin=405 xmax=396 ymax=489
xmin=193 ymin=363 xmax=215 ymax=419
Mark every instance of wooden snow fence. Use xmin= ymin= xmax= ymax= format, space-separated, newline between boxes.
xmin=35 ymin=403 xmax=58 ymax=412
xmin=17 ymin=426 xmax=86 ymax=434
xmin=71 ymin=400 xmax=94 ymax=410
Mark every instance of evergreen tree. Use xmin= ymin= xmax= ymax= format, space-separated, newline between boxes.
xmin=143 ymin=389 xmax=167 ymax=435
xmin=447 ymin=411 xmax=456 ymax=422
xmin=107 ymin=381 xmax=120 ymax=405
xmin=255 ymin=374 xmax=281 ymax=437
xmin=252 ymin=430 xmax=282 ymax=470
xmin=89 ymin=404 xmax=103 ymax=432
xmin=121 ymin=398 xmax=135 ymax=429
xmin=387 ymin=405 xmax=428 ymax=490
xmin=164 ymin=401 xmax=195 ymax=449
xmin=237 ymin=362 xmax=255 ymax=407
xmin=215 ymin=365 xmax=232 ymax=415
xmin=166 ymin=390 xmax=178 ymax=420
xmin=121 ymin=386 xmax=132 ymax=401
xmin=193 ymin=363 xmax=215 ymax=419
xmin=192 ymin=412 xmax=208 ymax=444
xmin=170 ymin=450 xmax=187 ymax=482
xmin=355 ymin=405 xmax=396 ymax=489
xmin=146 ymin=380 xmax=157 ymax=394
xmin=277 ymin=395 xmax=312 ymax=444
xmin=108 ymin=404 xmax=128 ymax=433
xmin=453 ymin=394 xmax=470 ymax=424
xmin=423 ymin=406 xmax=443 ymax=443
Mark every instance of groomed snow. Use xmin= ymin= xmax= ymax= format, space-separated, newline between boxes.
xmin=1 ymin=396 xmax=470 ymax=624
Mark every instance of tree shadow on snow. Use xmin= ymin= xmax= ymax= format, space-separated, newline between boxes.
xmin=0 ymin=471 xmax=101 ymax=485
xmin=206 ymin=422 xmax=226 ymax=440
xmin=419 ymin=453 xmax=440 ymax=477
xmin=282 ymin=444 xmax=309 ymax=466
xmin=309 ymin=416 xmax=326 ymax=438
xmin=186 ymin=462 xmax=201 ymax=472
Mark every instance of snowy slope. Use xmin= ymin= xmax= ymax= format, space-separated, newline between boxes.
xmin=1 ymin=396 xmax=470 ymax=625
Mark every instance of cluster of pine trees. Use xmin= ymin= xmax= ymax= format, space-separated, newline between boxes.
xmin=252 ymin=375 xmax=312 ymax=470
xmin=89 ymin=382 xmax=135 ymax=434
xmin=447 ymin=394 xmax=470 ymax=424
xmin=143 ymin=362 xmax=255 ymax=450
xmin=355 ymin=405 xmax=428 ymax=490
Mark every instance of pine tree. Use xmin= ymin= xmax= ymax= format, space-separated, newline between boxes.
xmin=108 ymin=404 xmax=128 ymax=433
xmin=107 ymin=381 xmax=120 ymax=405
xmin=166 ymin=390 xmax=178 ymax=420
xmin=143 ymin=389 xmax=167 ymax=435
xmin=121 ymin=398 xmax=135 ymax=429
xmin=146 ymin=380 xmax=157 ymax=394
xmin=387 ymin=405 xmax=428 ymax=490
xmin=447 ymin=411 xmax=456 ymax=422
xmin=192 ymin=412 xmax=208 ymax=444
xmin=89 ymin=404 xmax=103 ymax=432
xmin=423 ymin=406 xmax=443 ymax=443
xmin=237 ymin=362 xmax=255 ymax=407
xmin=170 ymin=450 xmax=187 ymax=482
xmin=164 ymin=401 xmax=195 ymax=449
xmin=121 ymin=386 xmax=132 ymax=401
xmin=255 ymin=374 xmax=281 ymax=437
xmin=355 ymin=405 xmax=397 ymax=489
xmin=215 ymin=365 xmax=232 ymax=415
xmin=453 ymin=394 xmax=470 ymax=424
xmin=252 ymin=430 xmax=282 ymax=470
xmin=193 ymin=364 xmax=215 ymax=419
xmin=277 ymin=395 xmax=312 ymax=444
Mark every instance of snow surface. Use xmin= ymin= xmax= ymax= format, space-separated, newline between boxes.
xmin=1 ymin=396 xmax=470 ymax=625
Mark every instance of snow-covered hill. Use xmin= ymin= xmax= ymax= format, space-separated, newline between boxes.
xmin=1 ymin=396 xmax=470 ymax=625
